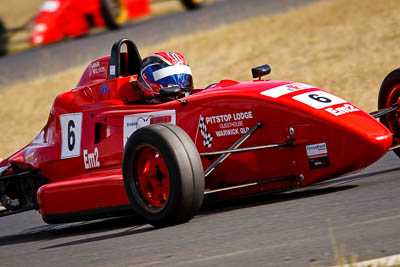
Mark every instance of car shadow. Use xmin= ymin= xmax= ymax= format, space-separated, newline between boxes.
xmin=38 ymin=185 xmax=358 ymax=250
xmin=39 ymin=220 xmax=155 ymax=250
xmin=201 ymin=184 xmax=358 ymax=216
xmin=0 ymin=186 xmax=355 ymax=249
xmin=0 ymin=215 xmax=149 ymax=247
xmin=0 ymin=166 xmax=398 ymax=248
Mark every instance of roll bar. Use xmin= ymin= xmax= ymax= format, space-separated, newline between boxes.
xmin=108 ymin=38 xmax=142 ymax=79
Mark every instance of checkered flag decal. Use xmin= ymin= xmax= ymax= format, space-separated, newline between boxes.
xmin=199 ymin=115 xmax=213 ymax=148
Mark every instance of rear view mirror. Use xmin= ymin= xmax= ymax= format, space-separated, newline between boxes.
xmin=252 ymin=64 xmax=271 ymax=80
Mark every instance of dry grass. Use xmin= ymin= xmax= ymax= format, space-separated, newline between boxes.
xmin=171 ymin=0 xmax=400 ymax=107
xmin=1 ymin=0 xmax=400 ymax=158
xmin=0 ymin=67 xmax=84 ymax=158
xmin=0 ymin=0 xmax=43 ymax=28
xmin=143 ymin=0 xmax=400 ymax=109
xmin=0 ymin=0 xmax=43 ymax=52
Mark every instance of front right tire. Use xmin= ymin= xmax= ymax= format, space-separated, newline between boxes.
xmin=378 ymin=68 xmax=400 ymax=157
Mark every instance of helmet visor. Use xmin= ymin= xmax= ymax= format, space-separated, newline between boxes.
xmin=152 ymin=65 xmax=193 ymax=89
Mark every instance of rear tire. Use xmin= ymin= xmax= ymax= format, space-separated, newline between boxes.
xmin=378 ymin=68 xmax=400 ymax=157
xmin=122 ymin=124 xmax=204 ymax=227
xmin=100 ymin=0 xmax=128 ymax=30
xmin=0 ymin=18 xmax=8 ymax=57
xmin=181 ymin=0 xmax=204 ymax=10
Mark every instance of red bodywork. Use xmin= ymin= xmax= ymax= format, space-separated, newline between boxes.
xmin=0 ymin=41 xmax=393 ymax=223
xmin=30 ymin=0 xmax=150 ymax=45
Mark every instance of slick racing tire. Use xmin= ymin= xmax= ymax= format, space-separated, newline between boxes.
xmin=122 ymin=124 xmax=204 ymax=227
xmin=0 ymin=18 xmax=7 ymax=57
xmin=100 ymin=0 xmax=128 ymax=30
xmin=378 ymin=67 xmax=400 ymax=158
xmin=181 ymin=0 xmax=204 ymax=10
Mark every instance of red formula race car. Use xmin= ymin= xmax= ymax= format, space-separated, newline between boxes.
xmin=1 ymin=38 xmax=400 ymax=226
xmin=28 ymin=0 xmax=203 ymax=46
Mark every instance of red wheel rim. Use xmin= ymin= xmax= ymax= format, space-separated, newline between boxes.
xmin=135 ymin=146 xmax=170 ymax=209
xmin=384 ymin=84 xmax=400 ymax=142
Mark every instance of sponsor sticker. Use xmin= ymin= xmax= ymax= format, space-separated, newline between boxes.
xmin=196 ymin=111 xmax=254 ymax=142
xmin=205 ymin=111 xmax=253 ymax=124
xmin=91 ymin=61 xmax=106 ymax=75
xmin=109 ymin=65 xmax=116 ymax=76
xmin=309 ymin=157 xmax=330 ymax=170
xmin=199 ymin=115 xmax=213 ymax=148
xmin=260 ymin=83 xmax=315 ymax=98
xmin=325 ymin=103 xmax=360 ymax=116
xmin=123 ymin=110 xmax=176 ymax=147
xmin=306 ymin=142 xmax=328 ymax=158
xmin=83 ymin=147 xmax=100 ymax=169
xmin=305 ymin=142 xmax=329 ymax=169
xmin=100 ymin=82 xmax=109 ymax=94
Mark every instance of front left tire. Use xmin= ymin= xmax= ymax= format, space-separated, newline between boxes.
xmin=122 ymin=123 xmax=204 ymax=227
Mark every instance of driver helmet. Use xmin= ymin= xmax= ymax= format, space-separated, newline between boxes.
xmin=137 ymin=51 xmax=193 ymax=100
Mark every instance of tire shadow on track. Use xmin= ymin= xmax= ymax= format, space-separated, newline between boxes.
xmin=39 ymin=222 xmax=155 ymax=250
xmin=0 ymin=215 xmax=149 ymax=247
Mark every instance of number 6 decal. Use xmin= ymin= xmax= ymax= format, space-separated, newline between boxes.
xmin=308 ymin=93 xmax=332 ymax=103
xmin=60 ymin=113 xmax=83 ymax=159
xmin=292 ymin=90 xmax=346 ymax=109
xmin=67 ymin=120 xmax=76 ymax=151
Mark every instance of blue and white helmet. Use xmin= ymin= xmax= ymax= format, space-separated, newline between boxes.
xmin=137 ymin=51 xmax=193 ymax=98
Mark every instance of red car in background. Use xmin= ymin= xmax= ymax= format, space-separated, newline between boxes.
xmin=30 ymin=0 xmax=203 ymax=45
xmin=0 ymin=0 xmax=203 ymax=55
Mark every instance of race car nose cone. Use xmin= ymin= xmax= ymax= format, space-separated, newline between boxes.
xmin=323 ymin=110 xmax=393 ymax=174
xmin=373 ymin=132 xmax=392 ymax=154
xmin=356 ymin=129 xmax=392 ymax=170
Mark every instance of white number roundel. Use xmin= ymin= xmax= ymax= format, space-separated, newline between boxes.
xmin=60 ymin=113 xmax=83 ymax=159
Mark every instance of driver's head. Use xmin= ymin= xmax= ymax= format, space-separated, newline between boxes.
xmin=137 ymin=52 xmax=193 ymax=101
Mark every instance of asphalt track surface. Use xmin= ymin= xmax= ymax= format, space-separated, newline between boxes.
xmin=0 ymin=0 xmax=320 ymax=87
xmin=0 ymin=152 xmax=400 ymax=266
xmin=2 ymin=0 xmax=400 ymax=266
